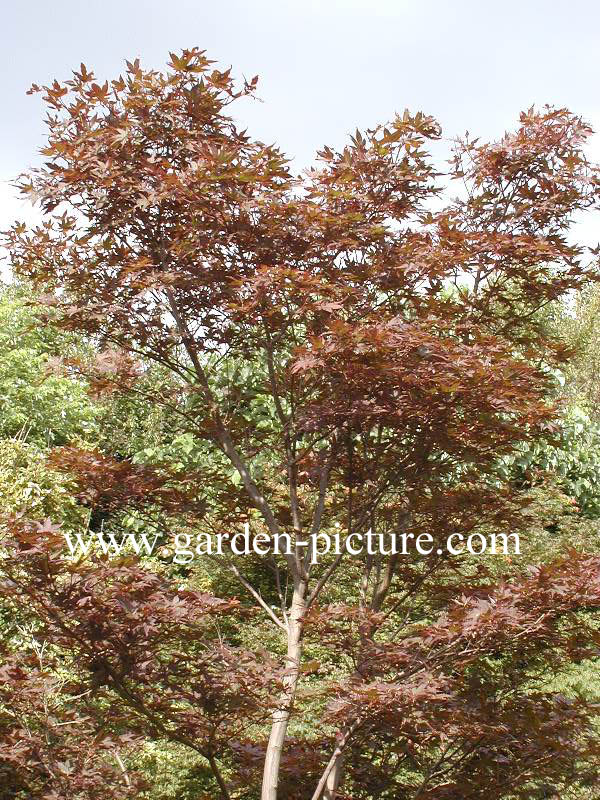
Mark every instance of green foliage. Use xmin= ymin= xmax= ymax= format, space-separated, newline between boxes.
xmin=0 ymin=285 xmax=98 ymax=447
xmin=504 ymin=405 xmax=600 ymax=517
xmin=136 ymin=742 xmax=223 ymax=800
xmin=0 ymin=438 xmax=87 ymax=527
xmin=560 ymin=284 xmax=600 ymax=416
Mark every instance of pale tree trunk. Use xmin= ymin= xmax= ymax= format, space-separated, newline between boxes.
xmin=261 ymin=578 xmax=307 ymax=800
xmin=323 ymin=752 xmax=343 ymax=799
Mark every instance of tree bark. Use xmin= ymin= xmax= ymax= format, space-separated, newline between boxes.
xmin=261 ymin=578 xmax=306 ymax=800
xmin=323 ymin=752 xmax=343 ymax=799
xmin=310 ymin=722 xmax=359 ymax=800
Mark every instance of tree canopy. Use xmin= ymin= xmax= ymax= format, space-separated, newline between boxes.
xmin=3 ymin=49 xmax=600 ymax=800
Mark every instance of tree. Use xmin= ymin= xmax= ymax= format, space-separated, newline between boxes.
xmin=0 ymin=644 xmax=144 ymax=800
xmin=0 ymin=285 xmax=97 ymax=447
xmin=557 ymin=283 xmax=600 ymax=416
xmin=4 ymin=49 xmax=600 ymax=799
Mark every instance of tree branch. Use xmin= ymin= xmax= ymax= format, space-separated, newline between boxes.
xmin=228 ymin=562 xmax=287 ymax=631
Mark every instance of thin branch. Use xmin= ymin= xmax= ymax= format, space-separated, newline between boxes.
xmin=113 ymin=750 xmax=131 ymax=788
xmin=307 ymin=552 xmax=345 ymax=609
xmin=164 ymin=288 xmax=297 ymax=576
xmin=207 ymin=753 xmax=232 ymax=800
xmin=310 ymin=719 xmax=361 ymax=800
xmin=228 ymin=562 xmax=287 ymax=631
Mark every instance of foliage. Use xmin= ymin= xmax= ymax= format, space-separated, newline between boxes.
xmin=2 ymin=49 xmax=600 ymax=800
xmin=1 ymin=519 xmax=280 ymax=799
xmin=0 ymin=438 xmax=86 ymax=527
xmin=0 ymin=286 xmax=97 ymax=447
xmin=505 ymin=405 xmax=600 ymax=517
xmin=559 ymin=284 xmax=600 ymax=416
xmin=0 ymin=646 xmax=144 ymax=800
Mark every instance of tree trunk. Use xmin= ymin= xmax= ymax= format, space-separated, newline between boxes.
xmin=261 ymin=579 xmax=306 ymax=800
xmin=323 ymin=752 xmax=343 ymax=799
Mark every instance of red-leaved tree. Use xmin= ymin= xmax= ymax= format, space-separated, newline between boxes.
xmin=4 ymin=49 xmax=600 ymax=799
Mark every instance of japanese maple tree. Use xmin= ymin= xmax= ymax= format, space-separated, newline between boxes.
xmin=4 ymin=49 xmax=600 ymax=799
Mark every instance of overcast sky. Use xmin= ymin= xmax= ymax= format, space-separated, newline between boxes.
xmin=2 ymin=0 xmax=600 ymax=241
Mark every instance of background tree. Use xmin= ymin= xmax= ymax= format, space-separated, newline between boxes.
xmin=0 ymin=285 xmax=97 ymax=447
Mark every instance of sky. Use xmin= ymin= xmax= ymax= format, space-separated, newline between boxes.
xmin=2 ymin=0 xmax=600 ymax=247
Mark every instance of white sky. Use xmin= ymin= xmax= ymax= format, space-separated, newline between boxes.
xmin=2 ymin=0 xmax=600 ymax=253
